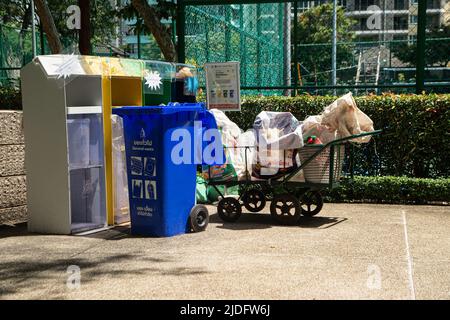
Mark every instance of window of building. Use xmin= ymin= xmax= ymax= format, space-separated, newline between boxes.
xmin=394 ymin=16 xmax=408 ymax=30
xmin=410 ymin=15 xmax=418 ymax=24
xmin=354 ymin=0 xmax=378 ymax=11
xmin=427 ymin=0 xmax=439 ymax=9
xmin=427 ymin=15 xmax=440 ymax=28
xmin=410 ymin=0 xmax=418 ymax=5
xmin=358 ymin=17 xmax=369 ymax=31
xmin=393 ymin=35 xmax=408 ymax=41
xmin=408 ymin=34 xmax=417 ymax=44
xmin=395 ymin=0 xmax=407 ymax=10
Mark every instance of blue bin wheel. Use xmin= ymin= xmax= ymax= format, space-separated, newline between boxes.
xmin=299 ymin=191 xmax=323 ymax=217
xmin=242 ymin=189 xmax=266 ymax=213
xmin=270 ymin=194 xmax=301 ymax=225
xmin=189 ymin=204 xmax=209 ymax=232
xmin=218 ymin=197 xmax=242 ymax=223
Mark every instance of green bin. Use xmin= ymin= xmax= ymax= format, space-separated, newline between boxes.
xmin=142 ymin=60 xmax=174 ymax=105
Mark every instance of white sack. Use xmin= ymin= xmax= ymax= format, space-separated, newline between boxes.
xmin=302 ymin=115 xmax=337 ymax=144
xmin=320 ymin=92 xmax=374 ymax=143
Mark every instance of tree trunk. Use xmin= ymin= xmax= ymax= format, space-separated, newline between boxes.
xmin=20 ymin=4 xmax=32 ymax=36
xmin=78 ymin=0 xmax=91 ymax=55
xmin=131 ymin=0 xmax=177 ymax=62
xmin=34 ymin=0 xmax=62 ymax=54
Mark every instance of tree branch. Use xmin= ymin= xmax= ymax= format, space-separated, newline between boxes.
xmin=131 ymin=0 xmax=176 ymax=61
xmin=34 ymin=0 xmax=62 ymax=54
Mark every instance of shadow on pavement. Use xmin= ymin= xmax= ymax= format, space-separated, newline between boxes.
xmin=298 ymin=216 xmax=347 ymax=229
xmin=211 ymin=212 xmax=347 ymax=231
xmin=0 ymin=250 xmax=210 ymax=298
xmin=0 ymin=222 xmax=131 ymax=241
xmin=0 ymin=222 xmax=29 ymax=239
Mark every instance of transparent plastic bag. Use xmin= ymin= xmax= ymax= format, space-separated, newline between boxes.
xmin=252 ymin=111 xmax=303 ymax=178
xmin=111 ymin=115 xmax=130 ymax=224
xmin=202 ymin=109 xmax=246 ymax=181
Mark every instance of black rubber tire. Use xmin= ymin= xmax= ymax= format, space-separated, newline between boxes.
xmin=242 ymin=189 xmax=266 ymax=213
xmin=270 ymin=194 xmax=301 ymax=225
xmin=299 ymin=191 xmax=323 ymax=217
xmin=189 ymin=204 xmax=209 ymax=232
xmin=217 ymin=197 xmax=242 ymax=222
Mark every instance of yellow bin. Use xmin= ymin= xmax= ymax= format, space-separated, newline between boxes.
xmin=101 ymin=57 xmax=144 ymax=225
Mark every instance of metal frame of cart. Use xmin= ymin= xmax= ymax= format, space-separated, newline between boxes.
xmin=206 ymin=130 xmax=382 ymax=225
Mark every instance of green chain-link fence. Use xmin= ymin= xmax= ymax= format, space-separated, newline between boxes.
xmin=179 ymin=0 xmax=450 ymax=95
xmin=184 ymin=3 xmax=287 ymax=95
xmin=1 ymin=0 xmax=449 ymax=95
xmin=0 ymin=25 xmax=49 ymax=87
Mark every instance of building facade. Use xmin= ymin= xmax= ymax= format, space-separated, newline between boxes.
xmin=297 ymin=0 xmax=448 ymax=42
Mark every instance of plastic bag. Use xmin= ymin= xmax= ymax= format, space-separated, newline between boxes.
xmin=236 ymin=129 xmax=256 ymax=179
xmin=302 ymin=115 xmax=337 ymax=144
xmin=320 ymin=92 xmax=374 ymax=143
xmin=111 ymin=115 xmax=130 ymax=224
xmin=201 ymin=109 xmax=245 ymax=182
xmin=253 ymin=111 xmax=303 ymax=149
xmin=252 ymin=111 xmax=303 ymax=179
xmin=196 ymin=175 xmax=209 ymax=204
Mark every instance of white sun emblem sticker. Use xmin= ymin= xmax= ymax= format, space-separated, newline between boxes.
xmin=55 ymin=53 xmax=78 ymax=79
xmin=144 ymin=71 xmax=162 ymax=91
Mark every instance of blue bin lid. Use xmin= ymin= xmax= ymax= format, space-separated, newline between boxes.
xmin=112 ymin=103 xmax=206 ymax=116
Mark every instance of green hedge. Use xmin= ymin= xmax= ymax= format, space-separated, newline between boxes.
xmin=325 ymin=176 xmax=450 ymax=205
xmin=2 ymin=88 xmax=449 ymax=178
xmin=226 ymin=94 xmax=450 ymax=178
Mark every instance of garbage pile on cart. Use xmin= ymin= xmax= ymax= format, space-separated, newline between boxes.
xmin=201 ymin=92 xmax=381 ymax=225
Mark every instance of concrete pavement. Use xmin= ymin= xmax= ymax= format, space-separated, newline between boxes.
xmin=0 ymin=203 xmax=449 ymax=300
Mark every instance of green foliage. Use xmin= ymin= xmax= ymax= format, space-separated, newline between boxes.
xmin=0 ymin=0 xmax=28 ymax=26
xmin=325 ymin=176 xmax=450 ymax=204
xmin=392 ymin=26 xmax=450 ymax=67
xmin=118 ymin=0 xmax=175 ymax=34
xmin=226 ymin=94 xmax=450 ymax=178
xmin=116 ymin=0 xmax=174 ymax=59
xmin=295 ymin=3 xmax=356 ymax=85
xmin=0 ymin=86 xmax=21 ymax=110
xmin=1 ymin=0 xmax=118 ymax=49
xmin=47 ymin=0 xmax=117 ymax=47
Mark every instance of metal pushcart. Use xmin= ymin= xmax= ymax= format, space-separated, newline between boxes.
xmin=206 ymin=130 xmax=382 ymax=225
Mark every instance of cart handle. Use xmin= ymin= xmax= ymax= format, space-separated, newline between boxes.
xmin=325 ymin=129 xmax=383 ymax=148
xmin=220 ymin=130 xmax=382 ymax=150
xmin=281 ymin=129 xmax=383 ymax=183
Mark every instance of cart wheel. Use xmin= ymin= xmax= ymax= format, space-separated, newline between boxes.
xmin=270 ymin=194 xmax=301 ymax=225
xmin=189 ymin=204 xmax=209 ymax=232
xmin=218 ymin=197 xmax=242 ymax=222
xmin=242 ymin=189 xmax=266 ymax=213
xmin=300 ymin=191 xmax=323 ymax=217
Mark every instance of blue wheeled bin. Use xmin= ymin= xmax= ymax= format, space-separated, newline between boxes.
xmin=113 ymin=103 xmax=223 ymax=237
